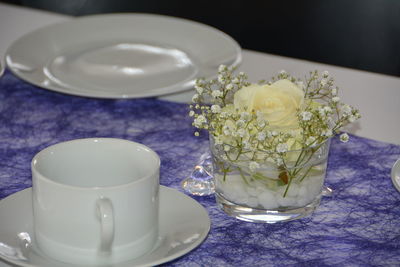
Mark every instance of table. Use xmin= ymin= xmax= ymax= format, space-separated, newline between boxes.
xmin=0 ymin=3 xmax=399 ymax=267
xmin=1 ymin=3 xmax=400 ymax=146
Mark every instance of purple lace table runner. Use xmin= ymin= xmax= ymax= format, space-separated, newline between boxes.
xmin=1 ymin=71 xmax=399 ymax=266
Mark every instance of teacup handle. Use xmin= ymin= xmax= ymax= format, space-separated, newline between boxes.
xmin=96 ymin=197 xmax=114 ymax=253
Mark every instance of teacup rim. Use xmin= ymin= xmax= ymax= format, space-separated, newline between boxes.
xmin=31 ymin=137 xmax=160 ymax=190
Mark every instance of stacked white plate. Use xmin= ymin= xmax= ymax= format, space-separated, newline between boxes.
xmin=6 ymin=14 xmax=241 ymax=98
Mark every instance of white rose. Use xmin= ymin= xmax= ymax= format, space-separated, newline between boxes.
xmin=233 ymin=79 xmax=304 ymax=128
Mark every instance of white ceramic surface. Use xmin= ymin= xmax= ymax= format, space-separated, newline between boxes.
xmin=5 ymin=13 xmax=241 ymax=99
xmin=31 ymin=138 xmax=160 ymax=265
xmin=391 ymin=159 xmax=400 ymax=192
xmin=0 ymin=61 xmax=4 ymax=78
xmin=0 ymin=186 xmax=210 ymax=267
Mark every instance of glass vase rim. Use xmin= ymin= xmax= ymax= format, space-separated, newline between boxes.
xmin=209 ymin=134 xmax=331 ymax=154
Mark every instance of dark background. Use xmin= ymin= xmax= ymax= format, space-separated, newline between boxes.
xmin=2 ymin=0 xmax=400 ymax=77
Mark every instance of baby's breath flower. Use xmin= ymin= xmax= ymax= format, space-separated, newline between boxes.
xmin=257 ymin=119 xmax=266 ymax=128
xmin=331 ymin=87 xmax=337 ymax=96
xmin=214 ymin=136 xmax=223 ymax=145
xmin=240 ymin=112 xmax=251 ymax=121
xmin=192 ymin=94 xmax=199 ymax=102
xmin=189 ymin=110 xmax=195 ymax=117
xmin=195 ymin=79 xmax=204 ymax=89
xmin=275 ymin=157 xmax=283 ymax=166
xmin=332 ymin=96 xmax=340 ymax=103
xmin=318 ymin=106 xmax=332 ymax=117
xmin=218 ymin=65 xmax=227 ymax=72
xmin=300 ymin=111 xmax=312 ymax=121
xmin=340 ymin=133 xmax=349 ymax=143
xmin=194 ymin=131 xmax=200 ymax=136
xmin=276 ymin=143 xmax=289 ymax=153
xmin=257 ymin=132 xmax=266 ymax=141
xmin=324 ymin=106 xmax=332 ymax=113
xmin=226 ymin=84 xmax=234 ymax=90
xmin=224 ymin=145 xmax=231 ymax=152
xmin=232 ymin=77 xmax=239 ymax=84
xmin=243 ymin=140 xmax=251 ymax=150
xmin=195 ymin=85 xmax=204 ymax=95
xmin=220 ymin=111 xmax=228 ymax=118
xmin=193 ymin=115 xmax=207 ymax=127
xmin=211 ymin=90 xmax=223 ymax=98
xmin=348 ymin=115 xmax=356 ymax=122
xmin=318 ymin=107 xmax=326 ymax=117
xmin=249 ymin=161 xmax=260 ymax=172
xmin=236 ymin=119 xmax=245 ymax=127
xmin=342 ymin=104 xmax=352 ymax=115
xmin=322 ymin=70 xmax=329 ymax=77
xmin=217 ymin=75 xmax=225 ymax=84
xmin=237 ymin=128 xmax=246 ymax=138
xmin=211 ymin=105 xmax=221 ymax=113
xmin=223 ymin=125 xmax=231 ymax=136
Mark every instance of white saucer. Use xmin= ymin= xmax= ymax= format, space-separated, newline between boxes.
xmin=0 ymin=61 xmax=4 ymax=78
xmin=391 ymin=159 xmax=400 ymax=192
xmin=0 ymin=186 xmax=210 ymax=267
xmin=5 ymin=14 xmax=241 ymax=99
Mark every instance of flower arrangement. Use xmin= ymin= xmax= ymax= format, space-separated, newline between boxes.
xmin=189 ymin=66 xmax=360 ymax=211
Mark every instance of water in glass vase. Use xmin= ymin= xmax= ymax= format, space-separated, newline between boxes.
xmin=211 ymin=139 xmax=331 ymax=223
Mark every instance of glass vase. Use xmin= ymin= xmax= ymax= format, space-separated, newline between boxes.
xmin=210 ymin=136 xmax=331 ymax=223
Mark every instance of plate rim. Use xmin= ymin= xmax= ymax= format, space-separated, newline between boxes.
xmin=0 ymin=185 xmax=211 ymax=267
xmin=5 ymin=13 xmax=242 ymax=99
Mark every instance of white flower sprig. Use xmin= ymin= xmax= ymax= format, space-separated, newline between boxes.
xmin=189 ymin=66 xmax=360 ymax=195
xmin=190 ymin=66 xmax=359 ymax=152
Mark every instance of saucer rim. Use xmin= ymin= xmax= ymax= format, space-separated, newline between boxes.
xmin=391 ymin=159 xmax=400 ymax=192
xmin=0 ymin=186 xmax=210 ymax=267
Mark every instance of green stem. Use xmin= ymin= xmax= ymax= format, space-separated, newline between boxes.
xmin=299 ymin=165 xmax=314 ymax=182
xmin=238 ymin=168 xmax=250 ymax=185
xmin=291 ymin=150 xmax=307 ymax=177
xmin=292 ymin=143 xmax=322 ymax=178
xmin=222 ymin=169 xmax=227 ymax=182
xmin=234 ymin=146 xmax=243 ymax=161
xmin=283 ymin=173 xmax=293 ymax=197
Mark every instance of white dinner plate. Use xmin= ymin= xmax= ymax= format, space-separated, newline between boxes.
xmin=0 ymin=186 xmax=210 ymax=267
xmin=5 ymin=13 xmax=241 ymax=99
xmin=391 ymin=159 xmax=400 ymax=192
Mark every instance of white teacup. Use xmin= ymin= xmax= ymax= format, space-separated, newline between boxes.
xmin=31 ymin=138 xmax=160 ymax=265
